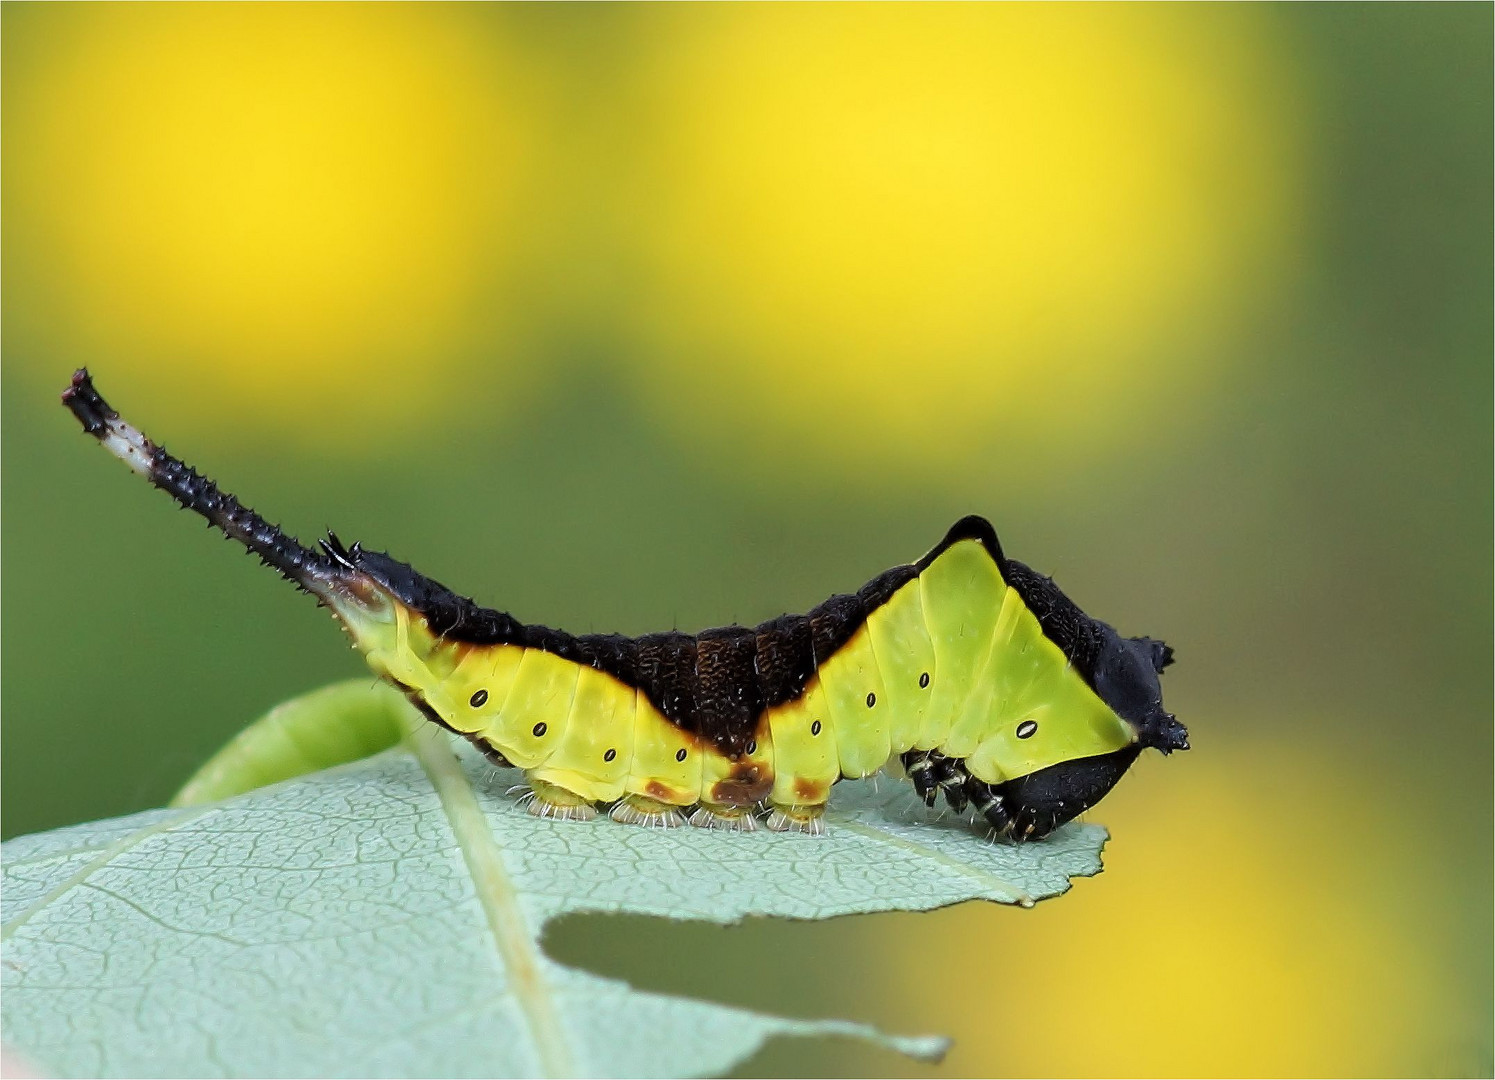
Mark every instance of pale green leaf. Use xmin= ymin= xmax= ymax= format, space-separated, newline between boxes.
xmin=2 ymin=686 xmax=1108 ymax=1078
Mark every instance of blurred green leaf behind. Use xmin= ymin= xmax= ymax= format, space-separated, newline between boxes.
xmin=3 ymin=5 xmax=1489 ymax=1076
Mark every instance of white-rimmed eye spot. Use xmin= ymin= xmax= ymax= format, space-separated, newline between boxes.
xmin=1016 ymin=720 xmax=1038 ymax=740
xmin=469 ymin=689 xmax=488 ymax=708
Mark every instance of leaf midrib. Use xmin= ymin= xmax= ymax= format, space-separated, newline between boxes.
xmin=835 ymin=818 xmax=1037 ymax=907
xmin=409 ymin=728 xmax=575 ymax=1079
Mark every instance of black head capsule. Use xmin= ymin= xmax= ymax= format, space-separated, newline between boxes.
xmin=1092 ymin=628 xmax=1189 ymax=754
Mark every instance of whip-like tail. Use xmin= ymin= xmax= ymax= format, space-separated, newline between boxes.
xmin=62 ymin=368 xmax=353 ymax=602
xmin=63 ymin=368 xmax=506 ymax=655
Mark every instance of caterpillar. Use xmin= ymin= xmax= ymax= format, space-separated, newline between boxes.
xmin=62 ymin=369 xmax=1187 ymax=840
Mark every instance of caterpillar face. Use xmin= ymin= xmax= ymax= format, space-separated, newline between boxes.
xmin=966 ymin=629 xmax=1182 ymax=838
xmin=1093 ymin=629 xmax=1188 ymax=754
xmin=64 ymin=371 xmax=1188 ymax=842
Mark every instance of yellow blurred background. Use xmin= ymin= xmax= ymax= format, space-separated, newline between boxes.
xmin=3 ymin=4 xmax=1489 ymax=1076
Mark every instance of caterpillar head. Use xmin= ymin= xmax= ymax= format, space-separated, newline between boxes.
xmin=1092 ymin=627 xmax=1188 ymax=754
xmin=991 ymin=628 xmax=1185 ymax=839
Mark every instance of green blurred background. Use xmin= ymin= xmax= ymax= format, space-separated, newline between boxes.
xmin=3 ymin=4 xmax=1489 ymax=1076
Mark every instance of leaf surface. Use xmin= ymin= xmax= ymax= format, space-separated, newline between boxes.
xmin=1 ymin=685 xmax=1108 ymax=1078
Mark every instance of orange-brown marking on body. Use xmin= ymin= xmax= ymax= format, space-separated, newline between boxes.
xmin=710 ymin=764 xmax=773 ymax=807
xmin=644 ymin=780 xmax=674 ymax=801
xmin=793 ymin=777 xmax=830 ymax=803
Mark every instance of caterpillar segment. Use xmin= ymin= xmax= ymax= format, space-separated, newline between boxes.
xmin=64 ymin=369 xmax=1189 ymax=841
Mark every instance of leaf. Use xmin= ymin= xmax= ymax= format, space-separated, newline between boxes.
xmin=1 ymin=684 xmax=1109 ymax=1079
xmin=168 ymin=680 xmax=414 ymax=808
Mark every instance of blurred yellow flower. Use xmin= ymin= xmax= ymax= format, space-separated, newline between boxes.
xmin=622 ymin=5 xmax=1304 ymax=476
xmin=7 ymin=5 xmax=1303 ymax=474
xmin=5 ymin=4 xmax=539 ymax=446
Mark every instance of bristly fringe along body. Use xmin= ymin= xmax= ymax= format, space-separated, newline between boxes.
xmin=62 ymin=370 xmax=1188 ymax=839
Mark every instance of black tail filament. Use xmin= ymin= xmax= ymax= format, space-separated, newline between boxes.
xmin=62 ymin=368 xmax=345 ymax=597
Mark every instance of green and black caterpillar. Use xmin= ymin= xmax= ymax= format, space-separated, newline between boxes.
xmin=63 ymin=369 xmax=1188 ymax=840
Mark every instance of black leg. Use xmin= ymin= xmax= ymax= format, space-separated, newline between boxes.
xmin=901 ymin=750 xmax=939 ymax=807
xmin=964 ymin=775 xmax=1012 ymax=836
xmin=930 ymin=753 xmax=970 ymax=813
xmin=906 ymin=748 xmax=1079 ymax=842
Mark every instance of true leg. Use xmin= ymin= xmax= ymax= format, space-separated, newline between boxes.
xmin=930 ymin=752 xmax=970 ymax=813
xmin=963 ymin=775 xmax=1012 ymax=836
xmin=901 ymin=750 xmax=939 ymax=806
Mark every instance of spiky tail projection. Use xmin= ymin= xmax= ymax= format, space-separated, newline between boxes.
xmin=62 ymin=369 xmax=348 ymax=601
xmin=62 ymin=370 xmax=493 ymax=725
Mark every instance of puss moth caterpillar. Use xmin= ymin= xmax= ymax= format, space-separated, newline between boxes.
xmin=63 ymin=369 xmax=1187 ymax=839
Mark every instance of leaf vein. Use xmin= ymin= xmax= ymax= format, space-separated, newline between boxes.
xmin=1 ymin=806 xmax=213 ymax=941
xmin=833 ymin=819 xmax=1035 ymax=906
xmin=409 ymin=729 xmax=575 ymax=1078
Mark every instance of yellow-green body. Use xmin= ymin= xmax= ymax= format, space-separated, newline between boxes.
xmin=330 ymin=538 xmax=1137 ymax=814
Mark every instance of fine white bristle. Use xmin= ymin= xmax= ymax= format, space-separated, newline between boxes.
xmin=686 ymin=806 xmax=758 ymax=832
xmin=525 ymin=797 xmax=597 ymax=823
xmin=764 ymin=809 xmax=828 ymax=836
xmin=609 ymin=799 xmax=685 ymax=828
